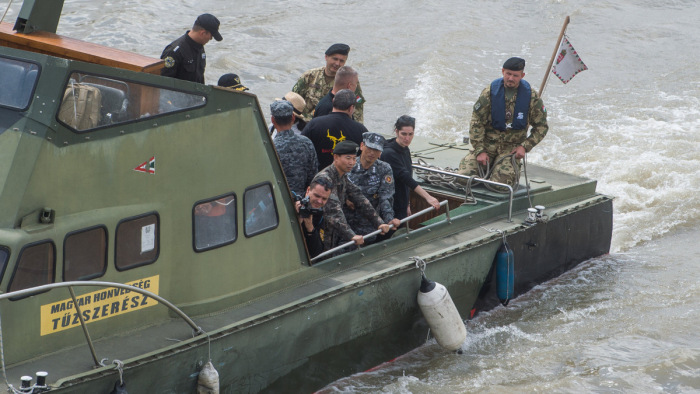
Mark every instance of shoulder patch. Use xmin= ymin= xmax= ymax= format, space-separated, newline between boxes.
xmin=164 ymin=56 xmax=175 ymax=68
xmin=385 ymin=175 xmax=393 ymax=184
xmin=474 ymin=102 xmax=481 ymax=111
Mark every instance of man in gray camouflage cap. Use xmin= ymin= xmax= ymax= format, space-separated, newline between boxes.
xmin=312 ymin=140 xmax=391 ymax=253
xmin=270 ymin=100 xmax=318 ymax=197
xmin=344 ymin=132 xmax=401 ymax=243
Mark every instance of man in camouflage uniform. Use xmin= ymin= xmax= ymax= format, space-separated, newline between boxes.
xmin=345 ymin=132 xmax=401 ymax=243
xmin=292 ymin=43 xmax=365 ymax=123
xmin=270 ymin=100 xmax=318 ymax=197
xmin=312 ymin=141 xmax=391 ymax=252
xmin=457 ymin=57 xmax=548 ymax=188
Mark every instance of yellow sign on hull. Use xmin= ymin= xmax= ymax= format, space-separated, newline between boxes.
xmin=40 ymin=276 xmax=160 ymax=336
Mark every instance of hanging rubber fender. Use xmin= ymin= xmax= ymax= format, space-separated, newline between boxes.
xmin=416 ymin=275 xmax=467 ymax=351
xmin=110 ymin=380 xmax=128 ymax=394
xmin=496 ymin=241 xmax=515 ymax=306
xmin=197 ymin=360 xmax=220 ymax=394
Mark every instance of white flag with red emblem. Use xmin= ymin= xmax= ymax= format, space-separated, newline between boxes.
xmin=551 ymin=36 xmax=588 ymax=84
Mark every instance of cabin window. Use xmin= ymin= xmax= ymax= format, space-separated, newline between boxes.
xmin=64 ymin=226 xmax=108 ymax=281
xmin=7 ymin=241 xmax=55 ymax=294
xmin=115 ymin=213 xmax=159 ymax=271
xmin=0 ymin=57 xmax=39 ymax=110
xmin=243 ymin=183 xmax=279 ymax=237
xmin=193 ymin=194 xmax=237 ymax=252
xmin=0 ymin=247 xmax=8 ymax=284
xmin=57 ymin=72 xmax=206 ymax=132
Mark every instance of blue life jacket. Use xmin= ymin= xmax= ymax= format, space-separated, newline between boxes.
xmin=490 ymin=78 xmax=531 ymax=131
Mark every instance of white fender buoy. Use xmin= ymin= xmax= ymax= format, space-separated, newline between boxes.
xmin=417 ymin=275 xmax=467 ymax=351
xmin=197 ymin=360 xmax=219 ymax=394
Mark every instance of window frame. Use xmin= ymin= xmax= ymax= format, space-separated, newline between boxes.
xmin=114 ymin=212 xmax=160 ymax=272
xmin=243 ymin=182 xmax=280 ymax=238
xmin=55 ymin=70 xmax=208 ymax=134
xmin=0 ymin=246 xmax=9 ymax=286
xmin=63 ymin=225 xmax=109 ymax=281
xmin=0 ymin=55 xmax=41 ymax=112
xmin=6 ymin=239 xmax=56 ymax=299
xmin=192 ymin=192 xmax=238 ymax=253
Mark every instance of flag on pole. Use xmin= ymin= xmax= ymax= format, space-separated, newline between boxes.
xmin=551 ymin=36 xmax=587 ymax=84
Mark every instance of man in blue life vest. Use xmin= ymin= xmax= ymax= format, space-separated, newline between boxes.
xmin=456 ymin=57 xmax=548 ymax=188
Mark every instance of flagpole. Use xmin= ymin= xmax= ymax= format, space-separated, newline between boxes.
xmin=539 ymin=15 xmax=570 ymax=97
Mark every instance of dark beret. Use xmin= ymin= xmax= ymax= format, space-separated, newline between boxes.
xmin=325 ymin=43 xmax=350 ymax=56
xmin=503 ymin=57 xmax=525 ymax=71
xmin=333 ymin=140 xmax=359 ymax=155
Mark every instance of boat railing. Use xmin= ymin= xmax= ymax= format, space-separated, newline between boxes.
xmin=411 ymin=164 xmax=513 ymax=222
xmin=0 ymin=281 xmax=204 ymax=368
xmin=310 ymin=200 xmax=450 ymax=263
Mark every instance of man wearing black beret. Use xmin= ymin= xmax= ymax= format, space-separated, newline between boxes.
xmin=292 ymin=43 xmax=366 ymax=123
xmin=456 ymin=57 xmax=549 ymax=190
xmin=312 ymin=140 xmax=391 ymax=254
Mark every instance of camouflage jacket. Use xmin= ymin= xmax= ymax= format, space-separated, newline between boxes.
xmin=469 ymin=80 xmax=548 ymax=156
xmin=273 ymin=129 xmax=319 ymax=197
xmin=313 ymin=164 xmax=383 ymax=250
xmin=344 ymin=160 xmax=395 ymax=235
xmin=292 ymin=66 xmax=365 ymax=123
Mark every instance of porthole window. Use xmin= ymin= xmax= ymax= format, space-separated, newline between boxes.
xmin=115 ymin=213 xmax=159 ymax=271
xmin=193 ymin=194 xmax=237 ymax=251
xmin=7 ymin=241 xmax=55 ymax=294
xmin=64 ymin=226 xmax=107 ymax=281
xmin=243 ymin=183 xmax=279 ymax=237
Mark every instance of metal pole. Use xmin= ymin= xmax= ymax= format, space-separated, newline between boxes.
xmin=68 ymin=286 xmax=100 ymax=367
xmin=539 ymin=15 xmax=570 ymax=97
xmin=310 ymin=200 xmax=449 ymax=263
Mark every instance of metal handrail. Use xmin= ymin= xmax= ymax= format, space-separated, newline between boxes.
xmin=310 ymin=200 xmax=449 ymax=263
xmin=411 ymin=164 xmax=513 ymax=222
xmin=0 ymin=281 xmax=204 ymax=368
xmin=0 ymin=281 xmax=202 ymax=332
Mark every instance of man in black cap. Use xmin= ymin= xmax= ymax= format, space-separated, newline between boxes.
xmin=292 ymin=43 xmax=366 ymax=123
xmin=302 ymin=89 xmax=368 ymax=170
xmin=312 ymin=140 xmax=391 ymax=253
xmin=161 ymin=14 xmax=223 ymax=84
xmin=456 ymin=57 xmax=549 ymax=189
xmin=218 ymin=73 xmax=248 ymax=91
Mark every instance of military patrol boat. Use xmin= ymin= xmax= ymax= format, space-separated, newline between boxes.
xmin=0 ymin=1 xmax=612 ymax=392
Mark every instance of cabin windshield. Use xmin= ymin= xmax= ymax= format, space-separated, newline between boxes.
xmin=0 ymin=57 xmax=39 ymax=110
xmin=57 ymin=72 xmax=206 ymax=132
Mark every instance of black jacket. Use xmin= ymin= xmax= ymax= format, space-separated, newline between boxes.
xmin=160 ymin=32 xmax=206 ymax=84
xmin=380 ymin=138 xmax=418 ymax=220
xmin=302 ymin=112 xmax=367 ymax=169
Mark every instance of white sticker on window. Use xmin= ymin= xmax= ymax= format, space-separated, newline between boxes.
xmin=141 ymin=224 xmax=156 ymax=253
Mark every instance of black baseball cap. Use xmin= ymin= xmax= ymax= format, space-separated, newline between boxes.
xmin=195 ymin=14 xmax=222 ymax=41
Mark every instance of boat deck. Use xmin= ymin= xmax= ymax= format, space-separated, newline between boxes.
xmin=1 ymin=144 xmax=606 ymax=389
